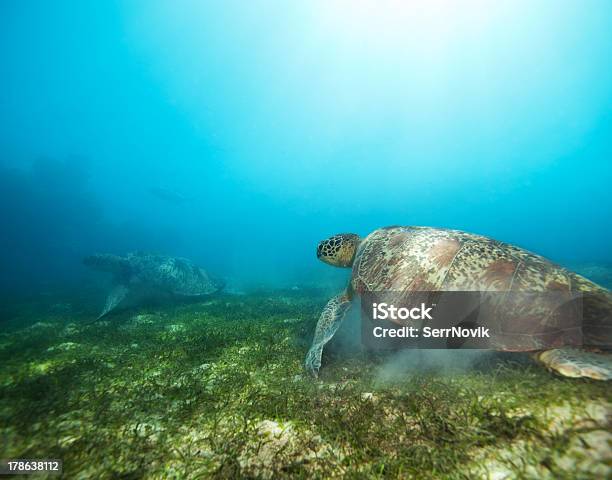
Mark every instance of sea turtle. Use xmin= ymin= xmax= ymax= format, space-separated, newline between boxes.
xmin=84 ymin=252 xmax=224 ymax=319
xmin=306 ymin=226 xmax=612 ymax=380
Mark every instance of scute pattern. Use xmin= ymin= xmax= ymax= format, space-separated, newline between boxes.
xmin=127 ymin=253 xmax=218 ymax=296
xmin=350 ymin=226 xmax=612 ymax=350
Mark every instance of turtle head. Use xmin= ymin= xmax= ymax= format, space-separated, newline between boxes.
xmin=316 ymin=233 xmax=361 ymax=268
xmin=83 ymin=254 xmax=128 ymax=273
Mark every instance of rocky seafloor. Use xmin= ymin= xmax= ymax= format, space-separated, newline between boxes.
xmin=0 ymin=284 xmax=610 ymax=479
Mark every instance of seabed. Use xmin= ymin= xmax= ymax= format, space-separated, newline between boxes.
xmin=0 ymin=289 xmax=610 ymax=479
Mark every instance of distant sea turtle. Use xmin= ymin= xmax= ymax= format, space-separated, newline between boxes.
xmin=84 ymin=252 xmax=224 ymax=319
xmin=307 ymin=226 xmax=612 ymax=380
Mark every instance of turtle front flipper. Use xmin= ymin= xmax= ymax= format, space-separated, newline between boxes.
xmin=533 ymin=348 xmax=612 ymax=381
xmin=97 ymin=284 xmax=130 ymax=320
xmin=305 ymin=291 xmax=352 ymax=378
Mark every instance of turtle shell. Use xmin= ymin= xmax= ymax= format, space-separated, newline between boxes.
xmin=351 ymin=226 xmax=612 ymax=351
xmin=127 ymin=253 xmax=220 ymax=296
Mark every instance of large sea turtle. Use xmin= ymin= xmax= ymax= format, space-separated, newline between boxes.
xmin=84 ymin=252 xmax=224 ymax=319
xmin=306 ymin=226 xmax=612 ymax=380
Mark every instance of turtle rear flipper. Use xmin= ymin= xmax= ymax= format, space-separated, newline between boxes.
xmin=534 ymin=348 xmax=612 ymax=381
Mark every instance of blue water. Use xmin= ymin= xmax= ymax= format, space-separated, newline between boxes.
xmin=1 ymin=1 xmax=611 ymax=293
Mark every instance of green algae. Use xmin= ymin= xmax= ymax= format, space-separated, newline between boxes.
xmin=0 ymin=290 xmax=610 ymax=479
